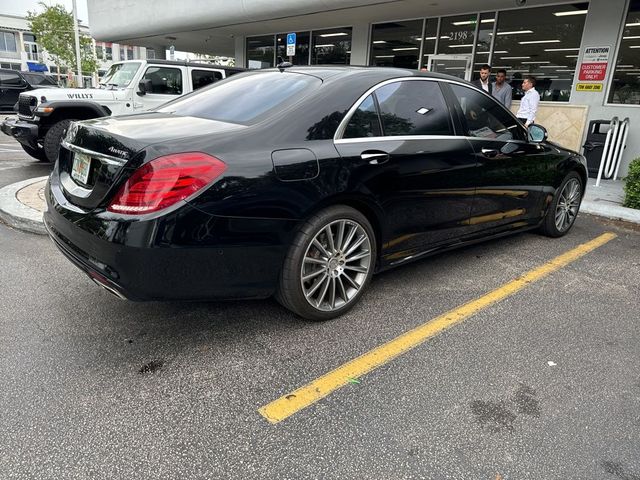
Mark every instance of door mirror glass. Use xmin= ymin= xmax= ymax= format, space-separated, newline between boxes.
xmin=138 ymin=79 xmax=152 ymax=96
xmin=528 ymin=124 xmax=548 ymax=143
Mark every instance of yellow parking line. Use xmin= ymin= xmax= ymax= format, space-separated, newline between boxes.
xmin=259 ymin=232 xmax=617 ymax=424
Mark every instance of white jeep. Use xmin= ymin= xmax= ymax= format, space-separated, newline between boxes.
xmin=1 ymin=60 xmax=244 ymax=162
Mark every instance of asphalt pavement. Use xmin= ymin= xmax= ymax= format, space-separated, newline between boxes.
xmin=1 ymin=133 xmax=639 ymax=479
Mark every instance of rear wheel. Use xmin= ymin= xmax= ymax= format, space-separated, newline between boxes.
xmin=43 ymin=119 xmax=76 ymax=163
xmin=20 ymin=144 xmax=48 ymax=162
xmin=276 ymin=206 xmax=376 ymax=321
xmin=539 ymin=172 xmax=583 ymax=237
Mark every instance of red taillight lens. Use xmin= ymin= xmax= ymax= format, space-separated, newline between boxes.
xmin=107 ymin=152 xmax=226 ymax=214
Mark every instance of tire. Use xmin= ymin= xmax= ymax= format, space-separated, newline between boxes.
xmin=539 ymin=171 xmax=583 ymax=238
xmin=20 ymin=143 xmax=49 ymax=162
xmin=276 ymin=205 xmax=377 ymax=321
xmin=43 ymin=119 xmax=76 ymax=163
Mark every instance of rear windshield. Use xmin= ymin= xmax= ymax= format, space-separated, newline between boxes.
xmin=157 ymin=71 xmax=321 ymax=125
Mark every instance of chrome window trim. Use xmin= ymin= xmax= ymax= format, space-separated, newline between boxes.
xmin=61 ymin=140 xmax=128 ymax=166
xmin=335 ymin=135 xmax=462 ymax=144
xmin=335 ymin=135 xmax=529 ymax=145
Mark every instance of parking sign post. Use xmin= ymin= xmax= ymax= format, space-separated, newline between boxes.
xmin=286 ymin=32 xmax=296 ymax=61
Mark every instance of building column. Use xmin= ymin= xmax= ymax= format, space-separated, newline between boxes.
xmin=570 ymin=0 xmax=629 ymax=106
xmin=17 ymin=31 xmax=26 ymax=70
xmin=350 ymin=22 xmax=370 ymax=66
xmin=234 ymin=36 xmax=245 ymax=68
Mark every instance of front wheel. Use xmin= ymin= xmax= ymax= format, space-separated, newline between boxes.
xmin=20 ymin=144 xmax=49 ymax=162
xmin=539 ymin=172 xmax=583 ymax=237
xmin=276 ymin=206 xmax=377 ymax=321
xmin=43 ymin=119 xmax=76 ymax=163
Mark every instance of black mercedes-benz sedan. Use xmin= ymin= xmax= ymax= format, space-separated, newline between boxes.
xmin=44 ymin=66 xmax=587 ymax=320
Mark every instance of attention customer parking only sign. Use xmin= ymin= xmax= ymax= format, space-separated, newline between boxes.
xmin=577 ymin=46 xmax=610 ymax=92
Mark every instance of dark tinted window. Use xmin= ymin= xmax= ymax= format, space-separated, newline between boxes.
xmin=344 ymin=94 xmax=382 ymax=138
xmin=158 ymin=72 xmax=321 ymax=125
xmin=375 ymin=80 xmax=452 ymax=136
xmin=22 ymin=73 xmax=57 ymax=86
xmin=450 ymin=84 xmax=525 ymax=141
xmin=191 ymin=69 xmax=223 ymax=90
xmin=142 ymin=66 xmax=182 ymax=95
xmin=0 ymin=71 xmax=23 ymax=86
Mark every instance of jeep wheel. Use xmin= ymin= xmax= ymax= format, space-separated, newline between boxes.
xmin=20 ymin=144 xmax=49 ymax=162
xmin=43 ymin=119 xmax=76 ymax=163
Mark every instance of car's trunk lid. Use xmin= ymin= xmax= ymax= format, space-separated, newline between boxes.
xmin=58 ymin=112 xmax=245 ymax=211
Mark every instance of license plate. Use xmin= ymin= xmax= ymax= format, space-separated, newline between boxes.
xmin=71 ymin=152 xmax=91 ymax=185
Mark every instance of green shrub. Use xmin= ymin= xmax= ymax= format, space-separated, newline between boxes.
xmin=623 ymin=157 xmax=640 ymax=209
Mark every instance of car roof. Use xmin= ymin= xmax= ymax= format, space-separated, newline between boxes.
xmin=253 ymin=65 xmax=469 ymax=84
xmin=119 ymin=59 xmax=245 ymax=71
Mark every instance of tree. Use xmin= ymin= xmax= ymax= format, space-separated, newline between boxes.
xmin=27 ymin=2 xmax=98 ymax=86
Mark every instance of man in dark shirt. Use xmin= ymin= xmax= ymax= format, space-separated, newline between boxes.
xmin=472 ymin=64 xmax=492 ymax=94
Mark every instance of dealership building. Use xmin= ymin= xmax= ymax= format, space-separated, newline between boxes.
xmin=87 ymin=0 xmax=640 ymax=175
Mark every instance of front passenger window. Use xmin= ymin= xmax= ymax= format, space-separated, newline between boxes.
xmin=141 ymin=67 xmax=183 ymax=95
xmin=450 ymin=84 xmax=525 ymax=141
xmin=0 ymin=72 xmax=24 ymax=87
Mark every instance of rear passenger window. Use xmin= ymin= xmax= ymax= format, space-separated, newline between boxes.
xmin=191 ymin=69 xmax=223 ymax=90
xmin=344 ymin=94 xmax=381 ymax=138
xmin=141 ymin=67 xmax=182 ymax=95
xmin=375 ymin=80 xmax=452 ymax=136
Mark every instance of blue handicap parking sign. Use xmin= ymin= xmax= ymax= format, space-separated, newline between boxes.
xmin=287 ymin=33 xmax=296 ymax=45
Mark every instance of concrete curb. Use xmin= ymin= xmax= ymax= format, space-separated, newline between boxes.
xmin=580 ymin=200 xmax=640 ymax=224
xmin=0 ymin=176 xmax=49 ymax=235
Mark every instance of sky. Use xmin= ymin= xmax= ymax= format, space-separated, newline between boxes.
xmin=0 ymin=0 xmax=90 ymax=24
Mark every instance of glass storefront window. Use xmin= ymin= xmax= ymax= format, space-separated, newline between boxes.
xmin=421 ymin=18 xmax=440 ymax=71
xmin=247 ymin=35 xmax=275 ymax=69
xmin=609 ymin=0 xmax=640 ymax=104
xmin=492 ymin=3 xmax=588 ymax=102
xmin=472 ymin=12 xmax=496 ymax=80
xmin=437 ymin=15 xmax=476 ymax=55
xmin=311 ymin=27 xmax=352 ymax=65
xmin=276 ymin=31 xmax=310 ymax=66
xmin=370 ymin=20 xmax=423 ymax=69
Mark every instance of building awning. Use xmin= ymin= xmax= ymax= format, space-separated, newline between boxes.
xmin=26 ymin=62 xmax=48 ymax=72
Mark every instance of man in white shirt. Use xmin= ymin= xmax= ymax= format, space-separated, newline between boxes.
xmin=516 ymin=76 xmax=540 ymax=127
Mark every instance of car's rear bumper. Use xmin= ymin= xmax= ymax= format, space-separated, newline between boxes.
xmin=1 ymin=117 xmax=39 ymax=149
xmin=44 ymin=179 xmax=297 ymax=302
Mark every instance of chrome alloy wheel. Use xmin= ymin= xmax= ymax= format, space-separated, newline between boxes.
xmin=300 ymin=219 xmax=372 ymax=312
xmin=555 ymin=178 xmax=581 ymax=233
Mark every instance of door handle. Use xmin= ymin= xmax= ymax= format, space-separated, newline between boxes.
xmin=361 ymin=150 xmax=390 ymax=165
xmin=481 ymin=148 xmax=499 ymax=158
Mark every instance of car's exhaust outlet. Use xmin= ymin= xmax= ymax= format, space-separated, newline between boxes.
xmin=91 ymin=277 xmax=127 ymax=300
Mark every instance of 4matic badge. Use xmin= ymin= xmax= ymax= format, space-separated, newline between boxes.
xmin=108 ymin=146 xmax=129 ymax=158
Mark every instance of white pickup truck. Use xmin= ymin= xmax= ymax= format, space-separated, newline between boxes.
xmin=1 ymin=59 xmax=244 ymax=162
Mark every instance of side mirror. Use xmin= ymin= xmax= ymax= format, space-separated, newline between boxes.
xmin=528 ymin=124 xmax=548 ymax=143
xmin=137 ymin=79 xmax=152 ymax=96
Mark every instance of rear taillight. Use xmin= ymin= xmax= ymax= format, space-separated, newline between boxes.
xmin=107 ymin=152 xmax=226 ymax=214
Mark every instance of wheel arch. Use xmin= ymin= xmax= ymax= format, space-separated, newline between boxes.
xmin=39 ymin=102 xmax=110 ymax=128
xmin=300 ymin=193 xmax=385 ymax=261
